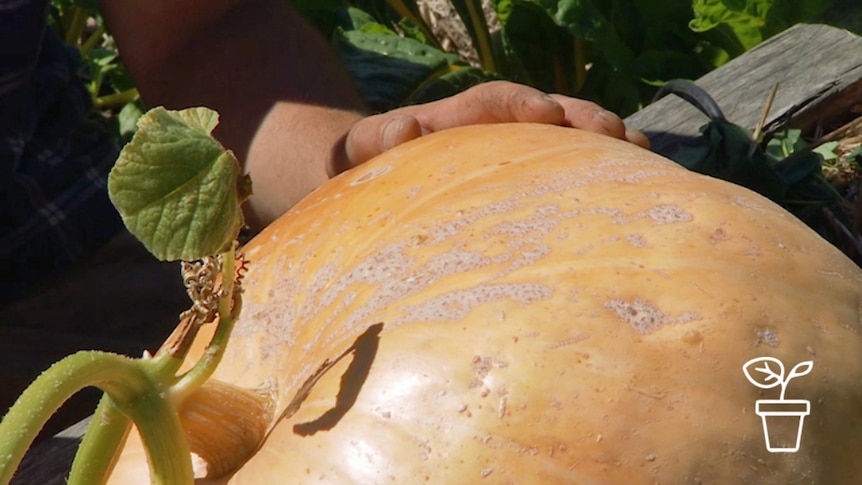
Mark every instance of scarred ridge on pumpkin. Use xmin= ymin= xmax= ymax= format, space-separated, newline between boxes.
xmin=604 ymin=298 xmax=702 ymax=334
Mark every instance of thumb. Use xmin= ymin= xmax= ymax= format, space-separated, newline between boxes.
xmin=342 ymin=113 xmax=424 ymax=172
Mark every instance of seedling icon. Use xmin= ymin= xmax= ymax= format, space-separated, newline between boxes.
xmin=743 ymin=357 xmax=813 ymax=453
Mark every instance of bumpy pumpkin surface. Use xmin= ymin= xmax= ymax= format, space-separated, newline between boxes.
xmin=111 ymin=124 xmax=862 ymax=484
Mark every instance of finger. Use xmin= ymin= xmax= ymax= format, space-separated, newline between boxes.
xmin=341 ymin=113 xmax=424 ymax=170
xmin=548 ymin=94 xmax=628 ymax=140
xmin=626 ymin=130 xmax=651 ymax=150
xmin=401 ymin=81 xmax=566 ymax=131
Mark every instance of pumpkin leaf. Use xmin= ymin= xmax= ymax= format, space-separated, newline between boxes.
xmin=108 ymin=106 xmax=249 ymax=262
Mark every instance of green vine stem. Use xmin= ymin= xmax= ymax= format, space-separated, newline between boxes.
xmin=64 ymin=6 xmax=87 ymax=46
xmin=122 ymin=388 xmax=192 ymax=484
xmin=66 ymin=250 xmax=242 ymax=483
xmin=65 ymin=331 xmax=195 ymax=483
xmin=1 ymin=106 xmax=249 ymax=484
xmin=66 ymin=396 xmax=132 ymax=485
xmin=94 ymin=88 xmax=140 ymax=109
xmin=171 ymin=247 xmax=242 ymax=402
xmin=80 ymin=24 xmax=107 ymax=57
xmin=66 ymin=339 xmax=184 ymax=483
xmin=0 ymin=351 xmax=193 ymax=484
xmin=0 ymin=352 xmax=149 ymax=483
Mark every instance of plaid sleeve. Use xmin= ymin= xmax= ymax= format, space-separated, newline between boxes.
xmin=0 ymin=0 xmax=124 ymax=304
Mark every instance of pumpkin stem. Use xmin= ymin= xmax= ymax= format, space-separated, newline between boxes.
xmin=178 ymin=379 xmax=276 ymax=479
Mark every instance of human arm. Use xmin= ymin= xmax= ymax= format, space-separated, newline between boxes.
xmin=99 ymin=0 xmax=365 ymax=228
xmin=100 ymin=0 xmax=647 ymax=229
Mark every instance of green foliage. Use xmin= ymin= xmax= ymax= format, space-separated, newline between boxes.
xmin=335 ymin=28 xmax=496 ymax=110
xmin=108 ymin=107 xmax=250 ymax=262
xmin=289 ymin=0 xmax=838 ymax=117
xmin=674 ymin=122 xmax=822 ymax=202
xmin=330 ymin=6 xmax=498 ymax=111
xmin=664 ymin=81 xmax=851 ymax=254
xmin=817 ymin=0 xmax=862 ymax=35
xmin=3 ymin=104 xmax=248 ymax=477
xmin=450 ymin=0 xmax=498 ymax=70
xmin=49 ymin=0 xmax=144 ymax=142
xmin=690 ymin=0 xmax=836 ymax=56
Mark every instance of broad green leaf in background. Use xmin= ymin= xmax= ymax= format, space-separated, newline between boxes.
xmin=287 ymin=0 xmax=847 ymax=117
xmin=108 ymin=107 xmax=250 ymax=262
xmin=334 ymin=27 xmax=496 ymax=111
xmin=505 ymin=0 xmax=635 ymax=72
xmin=493 ymin=0 xmax=709 ymax=115
xmin=690 ymin=0 xmax=836 ymax=56
xmin=493 ymin=1 xmax=581 ymax=93
xmin=343 ymin=7 xmax=398 ymax=35
xmin=490 ymin=1 xmax=621 ymax=113
xmin=689 ymin=0 xmax=771 ymax=53
xmin=384 ymin=0 xmax=441 ymax=46
xmin=340 ymin=0 xmax=442 ymax=47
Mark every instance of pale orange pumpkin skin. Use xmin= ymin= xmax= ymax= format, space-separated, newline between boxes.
xmin=111 ymin=124 xmax=862 ymax=484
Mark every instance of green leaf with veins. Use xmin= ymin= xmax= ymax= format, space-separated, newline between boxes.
xmin=108 ymin=107 xmax=250 ymax=262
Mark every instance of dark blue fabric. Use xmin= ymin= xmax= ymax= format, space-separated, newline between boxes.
xmin=0 ymin=0 xmax=123 ymax=304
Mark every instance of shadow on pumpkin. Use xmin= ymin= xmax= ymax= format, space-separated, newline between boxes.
xmin=277 ymin=322 xmax=384 ymax=436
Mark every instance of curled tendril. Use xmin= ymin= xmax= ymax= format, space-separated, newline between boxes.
xmin=181 ymin=255 xmax=223 ymax=325
xmin=180 ymin=242 xmax=248 ymax=327
xmin=161 ymin=244 xmax=246 ymax=359
xmin=235 ymin=251 xmax=249 ymax=285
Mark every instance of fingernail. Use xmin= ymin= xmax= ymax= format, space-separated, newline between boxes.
xmin=593 ymin=107 xmax=619 ymax=131
xmin=532 ymin=93 xmax=560 ymax=109
xmin=382 ymin=116 xmax=407 ymax=151
xmin=593 ymin=107 xmax=612 ymax=123
xmin=522 ymin=94 xmax=563 ymax=122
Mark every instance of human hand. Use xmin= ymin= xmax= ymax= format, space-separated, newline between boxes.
xmin=338 ymin=81 xmax=650 ymax=173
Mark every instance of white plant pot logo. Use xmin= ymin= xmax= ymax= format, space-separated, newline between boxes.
xmin=742 ymin=357 xmax=813 ymax=453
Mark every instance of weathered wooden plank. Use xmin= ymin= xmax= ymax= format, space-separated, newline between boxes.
xmin=625 ymin=23 xmax=862 ymax=157
xmin=11 ymin=418 xmax=90 ymax=485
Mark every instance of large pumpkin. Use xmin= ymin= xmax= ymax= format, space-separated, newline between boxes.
xmin=110 ymin=124 xmax=862 ymax=484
